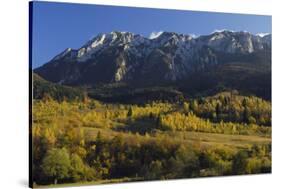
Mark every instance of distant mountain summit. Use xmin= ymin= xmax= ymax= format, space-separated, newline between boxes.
xmin=34 ymin=30 xmax=271 ymax=87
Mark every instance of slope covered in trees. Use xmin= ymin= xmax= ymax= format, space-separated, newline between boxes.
xmin=32 ymin=91 xmax=271 ymax=186
xmin=33 ymin=73 xmax=86 ymax=101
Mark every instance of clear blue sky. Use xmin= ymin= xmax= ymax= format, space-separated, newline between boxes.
xmin=31 ymin=1 xmax=271 ymax=68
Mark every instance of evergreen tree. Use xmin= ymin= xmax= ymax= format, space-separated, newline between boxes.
xmin=127 ymin=106 xmax=133 ymax=117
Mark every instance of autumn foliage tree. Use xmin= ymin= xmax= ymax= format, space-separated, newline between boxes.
xmin=42 ymin=148 xmax=72 ymax=184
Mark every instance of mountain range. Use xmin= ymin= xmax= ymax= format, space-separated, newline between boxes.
xmin=33 ymin=30 xmax=271 ymax=102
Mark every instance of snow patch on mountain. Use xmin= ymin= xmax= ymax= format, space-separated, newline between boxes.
xmin=211 ymin=29 xmax=235 ymax=34
xmin=149 ymin=31 xmax=164 ymax=39
xmin=190 ymin=34 xmax=198 ymax=39
xmin=52 ymin=48 xmax=73 ymax=61
xmin=256 ymin=33 xmax=270 ymax=37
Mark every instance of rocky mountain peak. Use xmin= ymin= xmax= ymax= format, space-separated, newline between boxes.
xmin=35 ymin=30 xmax=271 ymax=85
